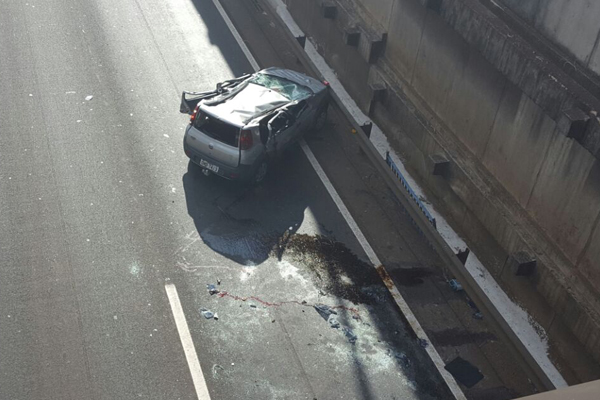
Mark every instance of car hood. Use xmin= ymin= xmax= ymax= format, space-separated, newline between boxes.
xmin=202 ymin=82 xmax=289 ymax=126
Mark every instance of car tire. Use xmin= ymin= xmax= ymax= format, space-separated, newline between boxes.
xmin=313 ymin=108 xmax=327 ymax=132
xmin=251 ymin=160 xmax=268 ymax=185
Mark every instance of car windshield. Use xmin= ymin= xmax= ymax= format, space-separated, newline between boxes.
xmin=248 ymin=73 xmax=311 ymax=101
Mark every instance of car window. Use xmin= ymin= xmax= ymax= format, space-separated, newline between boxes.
xmin=249 ymin=73 xmax=311 ymax=101
xmin=194 ymin=110 xmax=239 ymax=147
xmin=287 ymin=100 xmax=308 ymax=119
xmin=268 ymin=112 xmax=292 ymax=133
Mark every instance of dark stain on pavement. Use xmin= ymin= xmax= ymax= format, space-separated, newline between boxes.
xmin=429 ymin=328 xmax=497 ymax=347
xmin=387 ymin=266 xmax=433 ymax=286
xmin=276 ymin=233 xmax=389 ymax=305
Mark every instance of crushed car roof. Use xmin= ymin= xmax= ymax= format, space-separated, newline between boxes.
xmin=203 ymin=82 xmax=289 ymax=127
xmin=200 ymin=67 xmax=326 ymax=126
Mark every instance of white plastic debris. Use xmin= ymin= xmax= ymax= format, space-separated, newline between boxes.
xmin=200 ymin=308 xmax=214 ymax=319
xmin=85 ymin=95 xmax=93 ymax=101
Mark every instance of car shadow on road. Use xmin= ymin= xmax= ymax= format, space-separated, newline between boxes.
xmin=182 ymin=156 xmax=308 ymax=266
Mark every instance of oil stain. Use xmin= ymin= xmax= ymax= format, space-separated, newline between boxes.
xmin=275 ymin=234 xmax=389 ymax=305
xmin=387 ymin=266 xmax=433 ymax=286
xmin=429 ymin=328 xmax=496 ymax=347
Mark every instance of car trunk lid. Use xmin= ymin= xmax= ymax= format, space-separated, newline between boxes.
xmin=185 ymin=110 xmax=240 ymax=168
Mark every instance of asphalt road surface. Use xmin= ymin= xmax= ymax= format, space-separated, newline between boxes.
xmin=0 ymin=0 xmax=452 ymax=399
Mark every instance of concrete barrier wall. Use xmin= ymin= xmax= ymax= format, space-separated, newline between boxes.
xmin=527 ymin=135 xmax=600 ymax=266
xmin=500 ymin=0 xmax=600 ymax=77
xmin=284 ymin=0 xmax=600 ymax=376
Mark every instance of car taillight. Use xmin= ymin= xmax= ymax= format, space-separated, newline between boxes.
xmin=190 ymin=105 xmax=200 ymax=124
xmin=240 ymin=129 xmax=253 ymax=150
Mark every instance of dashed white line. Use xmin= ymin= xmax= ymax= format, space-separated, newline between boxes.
xmin=165 ymin=283 xmax=211 ymax=400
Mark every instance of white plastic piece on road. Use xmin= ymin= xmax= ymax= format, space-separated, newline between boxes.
xmin=165 ymin=283 xmax=212 ymax=400
xmin=267 ymin=0 xmax=567 ymax=389
xmin=213 ymin=0 xmax=466 ymax=398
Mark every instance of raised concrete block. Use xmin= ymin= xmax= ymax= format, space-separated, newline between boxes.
xmin=558 ymin=107 xmax=591 ymax=142
xmin=361 ymin=122 xmax=373 ymax=138
xmin=507 ymin=251 xmax=537 ymax=276
xmin=321 ymin=2 xmax=337 ymax=19
xmin=358 ymin=28 xmax=387 ymax=64
xmin=428 ymin=154 xmax=450 ymax=177
xmin=344 ymin=27 xmax=361 ymax=47
xmin=456 ymin=248 xmax=470 ymax=265
xmin=295 ymin=35 xmax=306 ymax=48
xmin=367 ymin=81 xmax=387 ymax=115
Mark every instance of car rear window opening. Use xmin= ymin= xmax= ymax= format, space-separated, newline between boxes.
xmin=194 ymin=111 xmax=239 ymax=147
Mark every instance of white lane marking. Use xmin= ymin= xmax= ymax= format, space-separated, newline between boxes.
xmin=299 ymin=141 xmax=379 ymax=263
xmin=165 ymin=283 xmax=212 ymax=400
xmin=210 ymin=0 xmax=260 ymax=72
xmin=212 ymin=1 xmax=465 ymax=398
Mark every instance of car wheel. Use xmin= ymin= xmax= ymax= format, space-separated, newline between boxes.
xmin=313 ymin=108 xmax=327 ymax=131
xmin=252 ymin=160 xmax=268 ymax=185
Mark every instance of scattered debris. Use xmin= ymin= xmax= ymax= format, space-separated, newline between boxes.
xmin=207 ymin=284 xmax=220 ymax=295
xmin=200 ymin=308 xmax=215 ymax=319
xmin=217 ymin=278 xmax=221 ymax=285
xmin=314 ymin=303 xmax=337 ymax=320
xmin=444 ymin=356 xmax=484 ymax=388
xmin=467 ymin=299 xmax=480 ymax=312
xmin=85 ymin=95 xmax=93 ymax=101
xmin=388 ymin=349 xmax=411 ymax=368
xmin=327 ymin=315 xmax=340 ymax=329
xmin=342 ymin=327 xmax=357 ymax=344
xmin=418 ymin=338 xmax=429 ymax=348
xmin=250 ymin=304 xmax=257 ymax=308
xmin=473 ymin=311 xmax=483 ymax=320
xmin=214 ymin=313 xmax=219 ymax=320
xmin=212 ymin=364 xmax=225 ymax=379
xmin=448 ymin=279 xmax=463 ymax=292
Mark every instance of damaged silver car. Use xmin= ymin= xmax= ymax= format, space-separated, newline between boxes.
xmin=180 ymin=67 xmax=329 ymax=184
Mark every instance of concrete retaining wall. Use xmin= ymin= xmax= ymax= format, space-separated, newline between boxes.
xmin=284 ymin=0 xmax=600 ymax=382
xmin=500 ymin=0 xmax=600 ymax=78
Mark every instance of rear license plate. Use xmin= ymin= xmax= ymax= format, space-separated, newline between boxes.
xmin=199 ymin=159 xmax=219 ymax=173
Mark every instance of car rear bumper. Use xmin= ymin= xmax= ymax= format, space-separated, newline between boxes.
xmin=183 ymin=140 xmax=254 ymax=181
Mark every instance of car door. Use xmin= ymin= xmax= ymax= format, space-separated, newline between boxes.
xmin=286 ymin=100 xmax=312 ymax=142
xmin=266 ymin=110 xmax=297 ymax=156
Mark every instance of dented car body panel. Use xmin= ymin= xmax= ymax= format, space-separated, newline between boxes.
xmin=180 ymin=67 xmax=329 ymax=183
